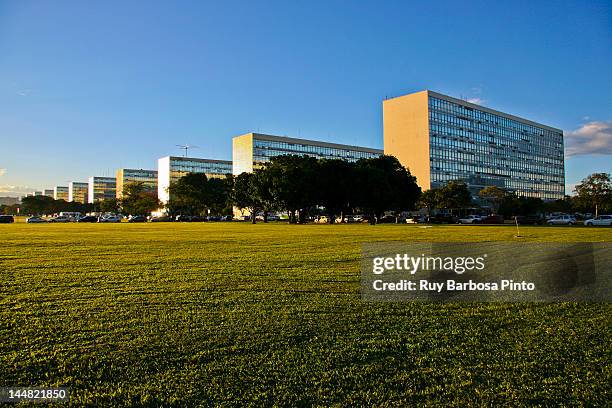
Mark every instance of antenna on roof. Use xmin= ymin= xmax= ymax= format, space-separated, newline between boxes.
xmin=176 ymin=144 xmax=199 ymax=157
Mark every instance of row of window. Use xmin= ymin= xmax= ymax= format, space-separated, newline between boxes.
xmin=253 ymin=139 xmax=381 ymax=163
xmin=428 ymin=96 xmax=564 ymax=199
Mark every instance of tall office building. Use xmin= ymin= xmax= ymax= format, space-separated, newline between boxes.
xmin=54 ymin=186 xmax=69 ymax=201
xmin=158 ymin=156 xmax=233 ymax=205
xmin=383 ymin=90 xmax=564 ymax=200
xmin=116 ymin=169 xmax=158 ymax=199
xmin=43 ymin=189 xmax=54 ymax=197
xmin=87 ymin=177 xmax=117 ymax=203
xmin=232 ymin=133 xmax=383 ymax=175
xmin=68 ymin=182 xmax=89 ymax=203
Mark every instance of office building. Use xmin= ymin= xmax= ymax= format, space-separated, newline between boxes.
xmin=232 ymin=132 xmax=383 ymax=175
xmin=68 ymin=182 xmax=89 ymax=203
xmin=383 ymin=90 xmax=564 ymax=200
xmin=116 ymin=169 xmax=158 ymax=199
xmin=158 ymin=156 xmax=233 ymax=204
xmin=33 ymin=191 xmax=43 ymax=196
xmin=54 ymin=186 xmax=69 ymax=201
xmin=43 ymin=189 xmax=54 ymax=197
xmin=87 ymin=177 xmax=117 ymax=203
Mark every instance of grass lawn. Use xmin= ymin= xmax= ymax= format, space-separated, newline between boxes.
xmin=1 ymin=223 xmax=611 ymax=406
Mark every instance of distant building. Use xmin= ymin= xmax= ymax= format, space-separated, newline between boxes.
xmin=87 ymin=177 xmax=116 ymax=203
xmin=0 ymin=196 xmax=19 ymax=206
xmin=383 ymin=90 xmax=565 ymax=200
xmin=33 ymin=191 xmax=43 ymax=196
xmin=43 ymin=189 xmax=54 ymax=197
xmin=54 ymin=186 xmax=69 ymax=201
xmin=232 ymin=132 xmax=383 ymax=175
xmin=116 ymin=169 xmax=157 ymax=199
xmin=68 ymin=182 xmax=88 ymax=203
xmin=158 ymin=156 xmax=232 ymax=205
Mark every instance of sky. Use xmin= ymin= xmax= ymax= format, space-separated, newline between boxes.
xmin=0 ymin=0 xmax=610 ymax=197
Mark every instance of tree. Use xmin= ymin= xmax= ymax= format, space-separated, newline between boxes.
xmin=354 ymin=155 xmax=421 ymax=224
xmin=574 ymin=173 xmax=612 ymax=217
xmin=231 ymin=172 xmax=260 ymax=223
xmin=479 ymin=186 xmax=506 ymax=214
xmin=205 ymin=176 xmax=233 ymax=215
xmin=121 ymin=181 xmax=161 ymax=216
xmin=99 ymin=198 xmax=120 ymax=213
xmin=435 ymin=180 xmax=472 ymax=214
xmin=263 ymin=155 xmax=319 ymax=224
xmin=20 ymin=196 xmax=54 ymax=215
xmin=316 ymin=159 xmax=356 ymax=224
xmin=167 ymin=173 xmax=210 ymax=215
xmin=418 ymin=189 xmax=438 ymax=213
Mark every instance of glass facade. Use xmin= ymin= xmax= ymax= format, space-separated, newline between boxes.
xmin=428 ymin=94 xmax=564 ymax=200
xmin=158 ymin=156 xmax=232 ymax=204
xmin=116 ymin=169 xmax=157 ymax=199
xmin=68 ymin=182 xmax=88 ymax=203
xmin=54 ymin=186 xmax=69 ymax=201
xmin=43 ymin=189 xmax=54 ymax=197
xmin=233 ymin=133 xmax=383 ymax=175
xmin=88 ymin=177 xmax=117 ymax=203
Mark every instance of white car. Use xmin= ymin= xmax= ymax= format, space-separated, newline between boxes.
xmin=26 ymin=216 xmax=47 ymax=223
xmin=49 ymin=215 xmax=71 ymax=223
xmin=98 ymin=215 xmax=122 ymax=223
xmin=547 ymin=215 xmax=576 ymax=225
xmin=584 ymin=215 xmax=612 ymax=226
xmin=458 ymin=215 xmax=482 ymax=224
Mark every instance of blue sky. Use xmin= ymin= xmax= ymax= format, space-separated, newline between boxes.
xmin=1 ymin=0 xmax=610 ymax=196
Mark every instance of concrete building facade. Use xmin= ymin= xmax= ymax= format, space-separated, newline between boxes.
xmin=54 ymin=186 xmax=69 ymax=201
xmin=232 ymin=132 xmax=383 ymax=175
xmin=87 ymin=177 xmax=116 ymax=203
xmin=383 ymin=90 xmax=564 ymax=200
xmin=158 ymin=156 xmax=232 ymax=205
xmin=116 ymin=169 xmax=158 ymax=199
xmin=68 ymin=182 xmax=89 ymax=203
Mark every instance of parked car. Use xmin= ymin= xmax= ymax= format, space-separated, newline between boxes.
xmin=584 ymin=215 xmax=612 ymax=226
xmin=514 ymin=215 xmax=544 ymax=225
xmin=0 ymin=215 xmax=15 ymax=223
xmin=458 ymin=215 xmax=482 ymax=224
xmin=128 ymin=215 xmax=147 ymax=223
xmin=77 ymin=215 xmax=98 ymax=223
xmin=150 ymin=215 xmax=173 ymax=222
xmin=428 ymin=214 xmax=458 ymax=224
xmin=378 ymin=215 xmax=397 ymax=224
xmin=26 ymin=216 xmax=47 ymax=223
xmin=547 ymin=215 xmax=576 ymax=225
xmin=220 ymin=215 xmax=233 ymax=222
xmin=405 ymin=215 xmax=426 ymax=224
xmin=175 ymin=215 xmax=193 ymax=222
xmin=480 ymin=215 xmax=504 ymax=224
xmin=98 ymin=215 xmax=122 ymax=223
xmin=49 ymin=215 xmax=71 ymax=223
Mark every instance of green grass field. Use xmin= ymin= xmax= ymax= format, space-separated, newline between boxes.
xmin=1 ymin=223 xmax=611 ymax=406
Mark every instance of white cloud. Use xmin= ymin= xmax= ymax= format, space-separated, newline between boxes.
xmin=466 ymin=97 xmax=484 ymax=105
xmin=565 ymin=121 xmax=612 ymax=157
xmin=0 ymin=185 xmax=32 ymax=197
xmin=0 ymin=168 xmax=6 ymax=176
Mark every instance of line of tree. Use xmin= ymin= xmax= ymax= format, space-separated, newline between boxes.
xmin=5 ymin=181 xmax=161 ymax=216
xmin=167 ymin=155 xmax=422 ymax=224
xmin=418 ymin=173 xmax=612 ymax=217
